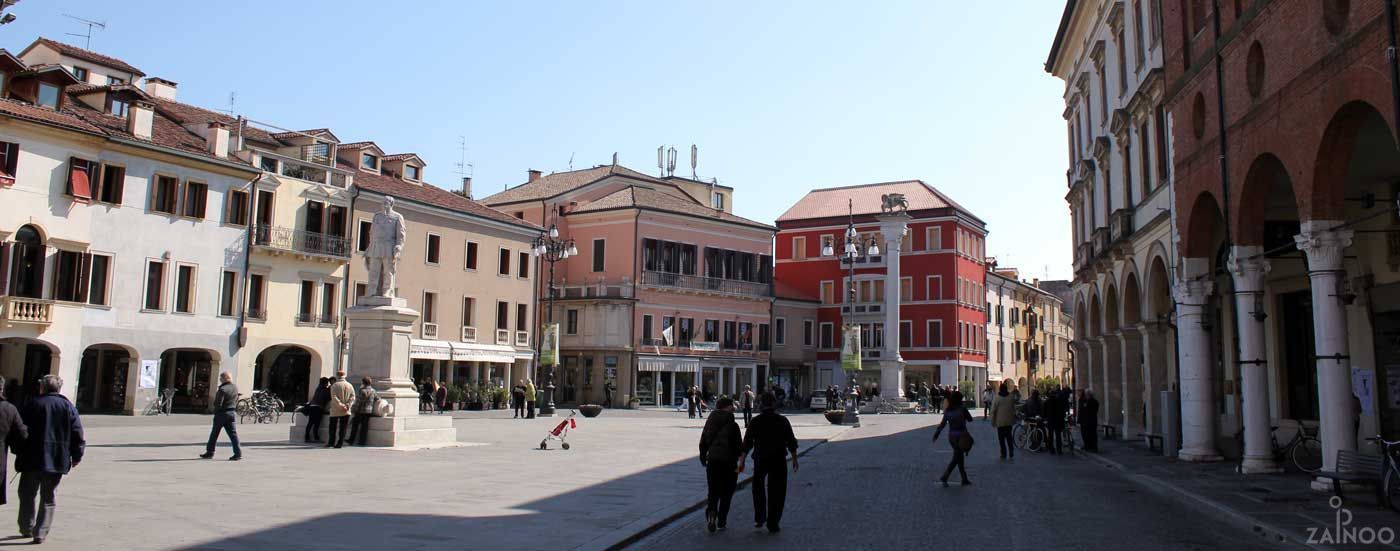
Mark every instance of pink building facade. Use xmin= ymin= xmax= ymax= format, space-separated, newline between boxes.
xmin=483 ymin=164 xmax=775 ymax=407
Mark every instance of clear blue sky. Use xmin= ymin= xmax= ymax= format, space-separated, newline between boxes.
xmin=5 ymin=0 xmax=1072 ymax=279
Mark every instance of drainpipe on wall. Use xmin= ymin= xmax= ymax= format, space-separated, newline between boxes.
xmin=235 ymin=174 xmax=263 ymax=353
xmin=336 ymin=187 xmax=359 ymax=375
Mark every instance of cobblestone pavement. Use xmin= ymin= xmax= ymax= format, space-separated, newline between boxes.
xmin=634 ymin=414 xmax=1288 ymax=550
xmin=5 ymin=408 xmax=844 ymax=551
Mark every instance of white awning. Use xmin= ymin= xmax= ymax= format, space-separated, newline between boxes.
xmin=699 ymin=359 xmax=758 ymax=370
xmin=638 ymin=355 xmax=701 ymax=373
xmin=450 ymin=342 xmax=517 ymax=363
xmin=409 ymin=339 xmax=452 ymax=360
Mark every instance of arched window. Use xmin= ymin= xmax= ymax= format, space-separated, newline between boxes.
xmin=10 ymin=225 xmax=45 ymax=298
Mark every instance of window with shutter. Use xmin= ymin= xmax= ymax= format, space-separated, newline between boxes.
xmin=0 ymin=141 xmax=18 ymax=186
xmin=66 ymin=158 xmax=94 ymax=202
xmin=183 ymin=181 xmax=208 ymax=219
xmin=97 ymin=164 xmax=125 ymax=204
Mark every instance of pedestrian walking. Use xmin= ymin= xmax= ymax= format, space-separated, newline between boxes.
xmin=741 ymin=385 xmax=755 ymax=428
xmin=512 ymin=381 xmax=526 ymax=419
xmin=304 ymin=377 xmax=331 ymax=443
xmin=981 ymin=388 xmax=994 ymax=418
xmin=699 ymin=397 xmax=742 ymax=533
xmin=687 ymin=386 xmax=698 ymax=419
xmin=1043 ymin=389 xmax=1065 ymax=455
xmin=434 ymin=382 xmax=448 ymax=415
xmin=991 ymin=383 xmax=1016 ymax=460
xmin=525 ymin=379 xmax=537 ymax=419
xmin=200 ymin=372 xmax=242 ymax=461
xmin=738 ymin=393 xmax=798 ymax=534
xmin=870 ymin=382 xmax=880 ymax=400
xmin=350 ymin=376 xmax=379 ymax=446
xmin=15 ymin=375 xmax=83 ymax=545
xmin=1080 ymin=389 xmax=1100 ymax=453
xmin=0 ymin=379 xmax=28 ymax=507
xmin=603 ymin=379 xmax=615 ymax=408
xmin=932 ymin=390 xmax=973 ymax=487
xmin=327 ymin=371 xmax=356 ymax=449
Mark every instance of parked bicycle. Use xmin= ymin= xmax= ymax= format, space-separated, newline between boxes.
xmin=142 ymin=388 xmax=175 ymax=416
xmin=236 ymin=389 xmax=285 ymax=424
xmin=1273 ymin=420 xmax=1323 ymax=474
xmin=1364 ymin=435 xmax=1400 ymax=512
xmin=1014 ymin=413 xmax=1048 ymax=452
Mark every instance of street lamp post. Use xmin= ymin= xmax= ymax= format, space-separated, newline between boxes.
xmin=532 ymin=216 xmax=577 ymax=417
xmin=821 ymin=199 xmax=880 ymax=427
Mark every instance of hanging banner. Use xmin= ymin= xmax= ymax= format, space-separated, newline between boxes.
xmin=540 ymin=323 xmax=560 ymax=367
xmin=840 ymin=324 xmax=862 ymax=372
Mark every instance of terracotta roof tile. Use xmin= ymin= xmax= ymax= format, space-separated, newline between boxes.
xmin=30 ymin=38 xmax=144 ymax=77
xmin=347 ymin=163 xmax=539 ymax=231
xmin=571 ymin=184 xmax=774 ymax=230
xmin=0 ymin=98 xmax=102 ymax=134
xmin=62 ymin=97 xmax=254 ymax=167
xmin=337 ymin=141 xmax=376 ymax=150
xmin=776 ymin=180 xmax=978 ymax=223
xmin=147 ymin=97 xmax=281 ymax=145
xmin=480 ymin=164 xmax=663 ymax=206
xmin=382 ymin=153 xmax=421 ymax=161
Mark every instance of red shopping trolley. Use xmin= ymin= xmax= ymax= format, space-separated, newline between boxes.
xmin=539 ymin=410 xmax=578 ymax=450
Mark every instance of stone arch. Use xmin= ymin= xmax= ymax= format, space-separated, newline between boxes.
xmin=1088 ymin=286 xmax=1103 ymax=339
xmin=1145 ymin=253 xmax=1173 ymax=322
xmin=1234 ymin=153 xmax=1300 ymax=247
xmin=1310 ymin=100 xmax=1399 ymax=220
xmin=253 ymin=344 xmax=322 ymax=408
xmin=0 ymin=337 xmax=60 ymax=403
xmin=1103 ymin=281 xmax=1121 ymax=334
xmin=77 ymin=343 xmax=138 ymax=412
xmin=157 ymin=347 xmax=223 ymax=413
xmin=1182 ymin=190 xmax=1227 ymax=259
xmin=1122 ymin=269 xmax=1143 ymax=326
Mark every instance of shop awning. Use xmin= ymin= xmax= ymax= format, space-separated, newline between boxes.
xmin=450 ymin=342 xmax=517 ymax=363
xmin=639 ymin=355 xmax=701 ymax=373
xmin=700 ymin=359 xmax=757 ymax=370
xmin=409 ymin=339 xmax=452 ymax=360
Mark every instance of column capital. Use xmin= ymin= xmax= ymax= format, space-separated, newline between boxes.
xmin=1172 ymin=276 xmax=1213 ymax=306
xmin=876 ymin=213 xmax=910 ymax=242
xmin=1226 ymin=245 xmax=1271 ymax=294
xmin=1294 ymin=220 xmax=1353 ymax=272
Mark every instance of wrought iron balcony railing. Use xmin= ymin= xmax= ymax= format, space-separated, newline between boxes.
xmin=640 ymin=270 xmax=771 ymax=298
xmin=253 ymin=225 xmax=350 ymax=259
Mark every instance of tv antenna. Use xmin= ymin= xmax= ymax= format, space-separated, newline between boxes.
xmin=568 ymin=152 xmax=574 ymax=171
xmin=62 ymin=14 xmax=106 ymax=50
xmin=690 ymin=144 xmax=698 ymax=179
xmin=219 ymin=91 xmax=238 ymax=115
xmin=452 ymin=136 xmax=473 ymax=178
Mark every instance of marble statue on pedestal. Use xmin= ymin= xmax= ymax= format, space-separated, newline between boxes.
xmin=366 ymin=197 xmax=407 ymax=297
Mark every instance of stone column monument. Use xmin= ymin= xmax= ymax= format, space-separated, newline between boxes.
xmin=876 ymin=199 xmax=910 ymax=402
xmin=291 ymin=198 xmax=456 ymax=447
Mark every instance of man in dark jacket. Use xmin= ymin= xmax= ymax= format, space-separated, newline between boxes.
xmin=1080 ymin=389 xmax=1101 ymax=452
xmin=16 ymin=375 xmax=83 ymax=545
xmin=201 ymin=372 xmax=241 ymax=460
xmin=739 ymin=393 xmax=798 ymax=534
xmin=698 ymin=397 xmax=742 ymax=533
xmin=740 ymin=385 xmax=755 ymax=427
xmin=0 ymin=379 xmax=27 ymax=506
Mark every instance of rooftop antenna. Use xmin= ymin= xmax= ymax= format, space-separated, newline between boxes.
xmin=666 ymin=146 xmax=677 ymax=177
xmin=690 ymin=144 xmax=697 ymax=180
xmin=62 ymin=14 xmax=106 ymax=50
xmin=611 ymin=152 xmax=618 ymax=166
xmin=217 ymin=91 xmax=238 ymax=115
xmin=568 ymin=152 xmax=574 ymax=171
xmin=657 ymin=146 xmax=665 ymax=177
xmin=452 ymin=135 xmax=473 ymax=178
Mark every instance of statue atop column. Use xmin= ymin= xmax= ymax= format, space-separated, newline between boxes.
xmin=366 ymin=197 xmax=406 ymax=297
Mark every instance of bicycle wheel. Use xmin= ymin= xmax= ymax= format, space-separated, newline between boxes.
xmin=1013 ymin=425 xmax=1029 ymax=449
xmin=1028 ymin=428 xmax=1045 ymax=452
xmin=1290 ymin=437 xmax=1323 ymax=474
xmin=1384 ymin=465 xmax=1400 ymax=513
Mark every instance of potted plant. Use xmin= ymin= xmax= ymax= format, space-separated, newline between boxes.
xmin=444 ymin=385 xmax=465 ymax=411
xmin=464 ymin=384 xmax=485 ymax=411
xmin=824 ymin=409 xmax=845 ymax=425
xmin=578 ymin=404 xmax=603 ymax=418
xmin=491 ymin=386 xmax=507 ymax=409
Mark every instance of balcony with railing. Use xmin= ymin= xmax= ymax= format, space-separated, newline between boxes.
xmin=0 ymin=296 xmax=53 ymax=328
xmin=553 ymin=278 xmax=635 ymax=300
xmin=1091 ymin=227 xmax=1111 ymax=258
xmin=1110 ymin=208 xmax=1135 ymax=244
xmin=258 ymin=149 xmax=351 ymax=188
xmin=253 ymin=225 xmax=351 ymax=260
xmin=640 ymin=271 xmax=771 ymax=299
xmin=639 ymin=338 xmax=768 ymax=359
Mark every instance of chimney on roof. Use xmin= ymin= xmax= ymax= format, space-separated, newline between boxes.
xmin=206 ymin=121 xmax=230 ymax=158
xmin=528 ymin=169 xmax=542 ymax=183
xmin=142 ymin=77 xmax=178 ymax=101
xmin=461 ymin=176 xmax=473 ymax=199
xmin=128 ymin=101 xmax=154 ymax=140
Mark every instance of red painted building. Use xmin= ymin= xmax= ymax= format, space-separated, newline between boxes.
xmin=774 ymin=181 xmax=989 ymax=396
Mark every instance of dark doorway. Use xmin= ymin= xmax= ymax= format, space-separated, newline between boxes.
xmin=161 ymin=350 xmax=213 ymax=413
xmin=254 ymin=346 xmax=310 ymax=409
xmin=1279 ymin=290 xmax=1318 ymax=420
xmin=78 ymin=346 xmax=129 ymax=413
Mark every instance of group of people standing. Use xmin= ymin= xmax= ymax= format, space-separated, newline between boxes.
xmin=511 ymin=379 xmax=537 ymax=419
xmin=697 ymin=392 xmax=798 ymax=534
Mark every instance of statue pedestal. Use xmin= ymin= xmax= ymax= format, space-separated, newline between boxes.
xmin=288 ymin=296 xmax=456 ymax=448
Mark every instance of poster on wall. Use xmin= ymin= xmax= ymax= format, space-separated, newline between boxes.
xmin=1351 ymin=367 xmax=1374 ymax=417
xmin=539 ymin=323 xmax=560 ymax=367
xmin=840 ymin=324 xmax=861 ymax=372
xmin=139 ymin=360 xmax=159 ymax=389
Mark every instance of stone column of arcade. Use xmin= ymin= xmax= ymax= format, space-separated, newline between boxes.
xmin=877 ymin=212 xmax=910 ymax=400
xmin=1100 ymin=332 xmax=1124 ymax=430
xmin=1174 ymin=258 xmax=1222 ymax=462
xmin=1294 ymin=222 xmax=1357 ymax=484
xmin=1227 ymin=246 xmax=1281 ymax=473
xmin=1118 ymin=325 xmax=1144 ymax=438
